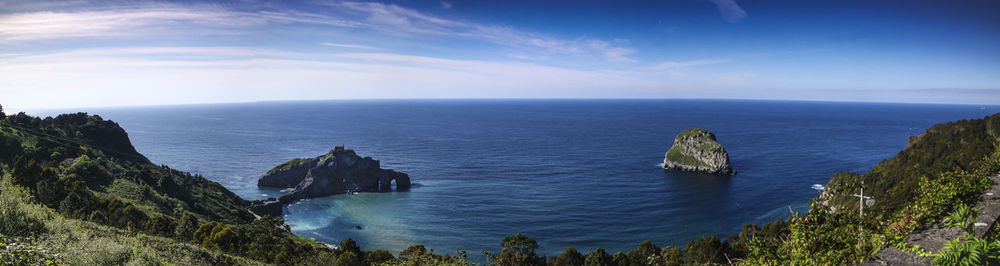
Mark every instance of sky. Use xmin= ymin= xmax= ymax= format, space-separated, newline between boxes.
xmin=1 ymin=0 xmax=999 ymax=110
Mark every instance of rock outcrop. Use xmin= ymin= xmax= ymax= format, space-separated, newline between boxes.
xmin=252 ymin=147 xmax=411 ymax=216
xmin=663 ymin=128 xmax=735 ymax=175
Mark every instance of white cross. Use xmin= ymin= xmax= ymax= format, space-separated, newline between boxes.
xmin=852 ymin=184 xmax=873 ymax=245
xmin=852 ymin=186 xmax=873 ymax=217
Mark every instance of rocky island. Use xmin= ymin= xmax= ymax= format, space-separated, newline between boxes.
xmin=251 ymin=146 xmax=411 ymax=216
xmin=662 ymin=128 xmax=735 ymax=175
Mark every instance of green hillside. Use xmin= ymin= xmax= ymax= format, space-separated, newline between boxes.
xmin=0 ymin=107 xmax=470 ymax=265
xmin=2 ymin=104 xmax=998 ymax=265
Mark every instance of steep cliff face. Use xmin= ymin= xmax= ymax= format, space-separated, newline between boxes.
xmin=662 ymin=128 xmax=734 ymax=175
xmin=257 ymin=148 xmax=411 ymax=205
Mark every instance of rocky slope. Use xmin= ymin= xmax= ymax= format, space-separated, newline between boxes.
xmin=253 ymin=147 xmax=411 ymax=216
xmin=662 ymin=128 xmax=734 ymax=175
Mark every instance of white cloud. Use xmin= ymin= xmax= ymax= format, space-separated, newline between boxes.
xmin=0 ymin=5 xmax=363 ymax=41
xmin=441 ymin=2 xmax=452 ymax=9
xmin=319 ymin=42 xmax=376 ymax=50
xmin=0 ymin=1 xmax=636 ymax=63
xmin=323 ymin=1 xmax=637 ymax=62
xmin=646 ymin=60 xmax=725 ymax=71
xmin=0 ymin=46 xmax=674 ymax=110
xmin=707 ymin=0 xmax=747 ymax=23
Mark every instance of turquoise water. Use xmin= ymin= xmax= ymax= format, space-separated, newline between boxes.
xmin=39 ymin=99 xmax=997 ymax=258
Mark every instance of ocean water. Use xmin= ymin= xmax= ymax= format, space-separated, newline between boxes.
xmin=37 ymin=99 xmax=998 ymax=258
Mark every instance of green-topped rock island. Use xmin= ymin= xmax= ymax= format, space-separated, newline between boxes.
xmin=662 ymin=128 xmax=735 ymax=175
xmin=251 ymin=146 xmax=411 ymax=216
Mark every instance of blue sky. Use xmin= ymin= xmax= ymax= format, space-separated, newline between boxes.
xmin=1 ymin=0 xmax=998 ymax=110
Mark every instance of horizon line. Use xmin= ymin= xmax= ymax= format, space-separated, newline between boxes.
xmin=13 ymin=97 xmax=998 ymax=114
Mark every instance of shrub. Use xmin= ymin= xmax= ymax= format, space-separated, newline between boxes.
xmin=0 ymin=178 xmax=46 ymax=237
xmin=933 ymin=237 xmax=1000 ymax=265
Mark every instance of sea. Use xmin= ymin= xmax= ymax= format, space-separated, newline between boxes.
xmin=33 ymin=99 xmax=999 ymax=259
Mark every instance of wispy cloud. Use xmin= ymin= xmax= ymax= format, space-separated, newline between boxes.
xmin=319 ymin=42 xmax=377 ymax=50
xmin=0 ymin=46 xmax=671 ymax=109
xmin=441 ymin=2 xmax=452 ymax=9
xmin=0 ymin=1 xmax=637 ymax=63
xmin=0 ymin=5 xmax=364 ymax=41
xmin=707 ymin=0 xmax=747 ymax=23
xmin=645 ymin=60 xmax=725 ymax=71
xmin=323 ymin=1 xmax=637 ymax=62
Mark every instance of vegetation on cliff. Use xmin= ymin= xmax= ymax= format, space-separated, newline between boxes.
xmin=2 ymin=105 xmax=998 ymax=265
xmin=0 ymin=110 xmax=465 ymax=265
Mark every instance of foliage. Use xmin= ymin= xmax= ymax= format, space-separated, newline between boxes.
xmin=0 ymin=235 xmax=63 ymax=266
xmin=825 ymin=114 xmax=1000 ymax=216
xmin=582 ymin=247 xmax=612 ymax=266
xmin=490 ymin=233 xmax=546 ymax=266
xmin=943 ymin=204 xmax=979 ymax=236
xmin=665 ymin=148 xmax=710 ymax=168
xmin=682 ymin=235 xmax=727 ymax=264
xmin=4 ymin=107 xmax=1000 ymax=265
xmin=930 ymin=205 xmax=1000 ymax=265
xmin=0 ymin=175 xmax=47 ymax=238
xmin=383 ymin=245 xmax=471 ymax=266
xmin=364 ymin=249 xmax=395 ymax=265
xmin=933 ymin=236 xmax=1000 ymax=265
xmin=611 ymin=252 xmax=629 ymax=266
xmin=549 ymin=247 xmax=584 ymax=266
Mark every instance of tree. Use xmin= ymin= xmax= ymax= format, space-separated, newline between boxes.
xmin=583 ymin=248 xmax=613 ymax=266
xmin=339 ymin=238 xmax=363 ymax=259
xmin=492 ymin=233 xmax=545 ymax=266
xmin=334 ymin=251 xmax=363 ymax=266
xmin=627 ymin=240 xmax=660 ymax=265
xmin=0 ymin=134 xmax=20 ymax=162
xmin=363 ymin=249 xmax=394 ymax=265
xmin=399 ymin=244 xmax=427 ymax=260
xmin=58 ymin=182 xmax=97 ymax=219
xmin=683 ymin=236 xmax=726 ymax=265
xmin=35 ymin=177 xmax=66 ymax=207
xmin=612 ymin=251 xmax=630 ymax=266
xmin=195 ymin=221 xmax=225 ymax=247
xmin=0 ymin=103 xmax=5 ymax=119
xmin=12 ymin=156 xmax=42 ymax=189
xmin=657 ymin=246 xmax=683 ymax=266
xmin=175 ymin=212 xmax=199 ymax=240
xmin=145 ymin=213 xmax=178 ymax=237
xmin=119 ymin=204 xmax=149 ymax=230
xmin=550 ymin=247 xmax=584 ymax=266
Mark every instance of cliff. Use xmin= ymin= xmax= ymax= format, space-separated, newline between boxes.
xmin=257 ymin=147 xmax=411 ymax=206
xmin=662 ymin=128 xmax=734 ymax=175
xmin=818 ymin=113 xmax=1000 ymax=216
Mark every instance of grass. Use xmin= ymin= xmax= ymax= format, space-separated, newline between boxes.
xmin=103 ymin=178 xmax=186 ymax=218
xmin=0 ymin=170 xmax=262 ymax=266
xmin=676 ymin=128 xmax=710 ymax=139
xmin=665 ymin=147 xmax=710 ymax=168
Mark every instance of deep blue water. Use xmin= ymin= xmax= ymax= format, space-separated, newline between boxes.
xmin=35 ymin=99 xmax=998 ymax=258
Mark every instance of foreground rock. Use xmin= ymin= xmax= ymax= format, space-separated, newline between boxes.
xmin=251 ymin=147 xmax=411 ymax=216
xmin=860 ymin=174 xmax=1000 ymax=265
xmin=663 ymin=128 xmax=734 ymax=175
